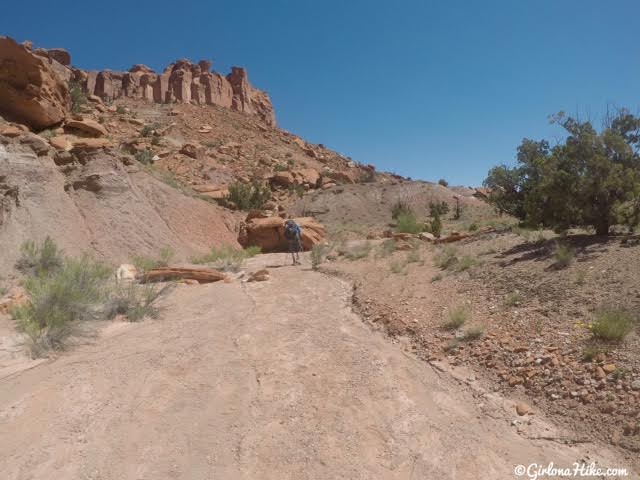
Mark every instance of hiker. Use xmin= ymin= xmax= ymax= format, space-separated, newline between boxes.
xmin=284 ymin=219 xmax=302 ymax=265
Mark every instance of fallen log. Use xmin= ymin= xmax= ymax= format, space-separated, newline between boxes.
xmin=142 ymin=267 xmax=227 ymax=284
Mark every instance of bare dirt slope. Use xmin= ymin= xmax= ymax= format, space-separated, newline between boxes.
xmin=0 ymin=254 xmax=632 ymax=479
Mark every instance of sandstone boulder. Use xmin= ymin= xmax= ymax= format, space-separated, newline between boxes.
xmin=65 ymin=118 xmax=108 ymax=137
xmin=239 ymin=216 xmax=325 ymax=252
xmin=143 ymin=266 xmax=226 ymax=283
xmin=47 ymin=48 xmax=71 ymax=66
xmin=0 ymin=36 xmax=69 ymax=130
xmin=247 ymin=269 xmax=270 ymax=282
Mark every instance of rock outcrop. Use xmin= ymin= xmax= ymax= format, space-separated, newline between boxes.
xmin=0 ymin=36 xmax=69 ymax=130
xmin=239 ymin=216 xmax=326 ymax=252
xmin=73 ymin=59 xmax=275 ymax=126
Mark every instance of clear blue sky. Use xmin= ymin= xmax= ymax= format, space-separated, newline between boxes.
xmin=4 ymin=0 xmax=639 ymax=185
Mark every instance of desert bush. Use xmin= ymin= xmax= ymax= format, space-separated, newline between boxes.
xmin=406 ymin=249 xmax=421 ymax=264
xmin=288 ymin=184 xmax=306 ymax=199
xmin=504 ymin=292 xmax=523 ymax=307
xmin=228 ymin=181 xmax=271 ymax=210
xmin=16 ymin=237 xmax=64 ymax=277
xmin=591 ymin=308 xmax=635 ymax=342
xmin=582 ymin=345 xmax=608 ymax=362
xmin=116 ymin=105 xmax=126 ymax=114
xmin=360 ymin=169 xmax=376 ymax=183
xmin=106 ymin=282 xmax=168 ymax=322
xmin=390 ymin=259 xmax=407 ymax=274
xmin=132 ymin=246 xmax=174 ymax=273
xmin=468 ymin=222 xmax=479 ymax=232
xmin=553 ymin=243 xmax=574 ymax=269
xmin=69 ymin=81 xmax=88 ymax=114
xmin=310 ymin=244 xmax=330 ymax=270
xmin=12 ymin=256 xmax=111 ymax=353
xmin=391 ymin=200 xmax=413 ymax=219
xmin=428 ymin=211 xmax=443 ymax=237
xmin=274 ymin=163 xmax=288 ymax=172
xmin=434 ymin=247 xmax=458 ymax=270
xmin=444 ymin=305 xmax=470 ymax=330
xmin=455 ymin=255 xmax=477 ymax=272
xmin=438 ymin=178 xmax=449 ymax=187
xmin=462 ymin=325 xmax=484 ymax=341
xmin=140 ymin=123 xmax=160 ymax=137
xmin=431 ymin=273 xmax=443 ymax=282
xmin=396 ymin=212 xmax=424 ymax=234
xmin=191 ymin=245 xmax=260 ymax=271
xmin=376 ymin=239 xmax=396 ymax=258
xmin=343 ymin=242 xmax=372 ymax=261
xmin=428 ymin=201 xmax=450 ymax=218
xmin=135 ymin=149 xmax=154 ymax=165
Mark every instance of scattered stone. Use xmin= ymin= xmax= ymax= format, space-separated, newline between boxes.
xmin=247 ymin=269 xmax=270 ymax=282
xmin=65 ymin=118 xmax=108 ymax=137
xmin=515 ymin=402 xmax=531 ymax=416
xmin=115 ymin=264 xmax=138 ymax=282
xmin=603 ymin=364 xmax=617 ymax=375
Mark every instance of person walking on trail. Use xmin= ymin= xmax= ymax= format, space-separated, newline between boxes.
xmin=284 ymin=219 xmax=302 ymax=265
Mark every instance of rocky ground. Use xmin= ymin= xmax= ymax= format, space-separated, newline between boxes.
xmin=0 ymin=254 xmax=634 ymax=479
xmin=320 ymin=229 xmax=640 ymax=469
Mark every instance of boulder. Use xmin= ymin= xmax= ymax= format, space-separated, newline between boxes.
xmin=70 ymin=137 xmax=110 ymax=151
xmin=47 ymin=48 xmax=71 ymax=66
xmin=116 ymin=264 xmax=138 ymax=282
xmin=0 ymin=36 xmax=69 ymax=130
xmin=65 ymin=118 xmax=108 ymax=137
xmin=179 ymin=142 xmax=204 ymax=159
xmin=239 ymin=216 xmax=325 ymax=252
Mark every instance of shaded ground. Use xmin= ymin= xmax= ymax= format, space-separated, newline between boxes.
xmin=0 ymin=253 xmax=633 ymax=479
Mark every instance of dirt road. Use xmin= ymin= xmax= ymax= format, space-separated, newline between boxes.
xmin=0 ymin=254 xmax=634 ymax=479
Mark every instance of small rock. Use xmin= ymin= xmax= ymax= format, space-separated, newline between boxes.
xmin=515 ymin=402 xmax=531 ymax=416
xmin=603 ymin=364 xmax=617 ymax=374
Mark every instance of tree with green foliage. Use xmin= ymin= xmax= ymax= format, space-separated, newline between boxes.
xmin=484 ymin=110 xmax=640 ymax=235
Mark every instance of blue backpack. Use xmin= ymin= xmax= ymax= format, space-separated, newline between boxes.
xmin=284 ymin=221 xmax=301 ymax=241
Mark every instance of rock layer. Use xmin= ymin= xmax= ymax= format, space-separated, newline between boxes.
xmin=74 ymin=59 xmax=275 ymax=126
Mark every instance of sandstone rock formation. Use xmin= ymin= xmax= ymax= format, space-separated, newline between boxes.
xmin=0 ymin=130 xmax=239 ymax=272
xmin=0 ymin=36 xmax=69 ymax=130
xmin=73 ymin=59 xmax=275 ymax=126
xmin=239 ymin=216 xmax=325 ymax=252
xmin=142 ymin=267 xmax=226 ymax=284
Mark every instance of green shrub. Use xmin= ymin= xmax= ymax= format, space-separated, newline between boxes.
xmin=431 ymin=273 xmax=443 ymax=282
xmin=391 ymin=200 xmax=413 ymax=219
xmin=428 ymin=211 xmax=443 ymax=237
xmin=310 ymin=244 xmax=330 ymax=270
xmin=140 ymin=123 xmax=160 ymax=137
xmin=591 ymin=308 xmax=635 ymax=342
xmin=504 ymin=292 xmax=523 ymax=307
xmin=444 ymin=305 xmax=470 ymax=330
xmin=396 ymin=211 xmax=424 ymax=234
xmin=434 ymin=247 xmax=458 ymax=270
xmin=12 ymin=256 xmax=111 ymax=353
xmin=582 ymin=345 xmax=607 ymax=362
xmin=106 ymin=283 xmax=168 ymax=322
xmin=69 ymin=81 xmax=88 ymax=114
xmin=135 ymin=149 xmax=155 ymax=165
xmin=428 ymin=201 xmax=450 ymax=217
xmin=132 ymin=246 xmax=174 ymax=273
xmin=553 ymin=243 xmax=574 ymax=269
xmin=406 ymin=249 xmax=421 ymax=264
xmin=462 ymin=325 xmax=484 ymax=341
xmin=455 ymin=255 xmax=477 ymax=272
xmin=116 ymin=105 xmax=126 ymax=114
xmin=16 ymin=237 xmax=64 ymax=277
xmin=390 ymin=259 xmax=407 ymax=274
xmin=191 ymin=245 xmax=260 ymax=271
xmin=468 ymin=223 xmax=479 ymax=232
xmin=288 ymin=184 xmax=305 ymax=199
xmin=376 ymin=239 xmax=396 ymax=258
xmin=438 ymin=178 xmax=449 ymax=187
xmin=228 ymin=181 xmax=271 ymax=210
xmin=274 ymin=163 xmax=288 ymax=172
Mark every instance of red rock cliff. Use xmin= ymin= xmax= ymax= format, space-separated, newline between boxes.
xmin=73 ymin=59 xmax=275 ymax=126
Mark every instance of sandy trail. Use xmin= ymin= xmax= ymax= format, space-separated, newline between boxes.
xmin=0 ymin=254 xmax=634 ymax=479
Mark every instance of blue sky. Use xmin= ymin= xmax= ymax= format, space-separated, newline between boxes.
xmin=4 ymin=0 xmax=639 ymax=185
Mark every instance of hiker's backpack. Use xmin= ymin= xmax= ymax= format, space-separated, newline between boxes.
xmin=284 ymin=221 xmax=301 ymax=241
